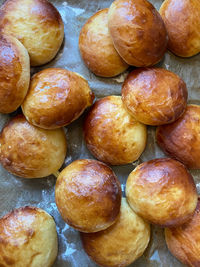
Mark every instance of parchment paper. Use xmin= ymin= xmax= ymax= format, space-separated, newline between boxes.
xmin=0 ymin=0 xmax=199 ymax=266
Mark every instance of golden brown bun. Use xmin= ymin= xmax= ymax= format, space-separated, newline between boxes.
xmin=55 ymin=159 xmax=121 ymax=233
xmin=84 ymin=96 xmax=147 ymax=165
xmin=108 ymin=0 xmax=168 ymax=67
xmin=160 ymin=0 xmax=200 ymax=57
xmin=0 ymin=0 xmax=64 ymax=66
xmin=156 ymin=105 xmax=200 ymax=169
xmin=165 ymin=197 xmax=200 ymax=267
xmin=22 ymin=68 xmax=94 ymax=129
xmin=0 ymin=115 xmax=67 ymax=178
xmin=79 ymin=8 xmax=128 ymax=77
xmin=80 ymin=198 xmax=150 ymax=267
xmin=0 ymin=34 xmax=30 ymax=114
xmin=122 ymin=68 xmax=188 ymax=126
xmin=126 ymin=158 xmax=198 ymax=227
xmin=0 ymin=206 xmax=58 ymax=267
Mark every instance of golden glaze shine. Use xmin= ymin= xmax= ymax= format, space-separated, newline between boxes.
xmin=22 ymin=68 xmax=94 ymax=129
xmin=108 ymin=0 xmax=168 ymax=66
xmin=122 ymin=68 xmax=188 ymax=125
xmin=55 ymin=159 xmax=121 ymax=233
xmin=84 ymin=96 xmax=147 ymax=165
xmin=126 ymin=158 xmax=198 ymax=227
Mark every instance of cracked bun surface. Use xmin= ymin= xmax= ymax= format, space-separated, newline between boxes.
xmin=156 ymin=105 xmax=200 ymax=169
xmin=160 ymin=0 xmax=200 ymax=57
xmin=0 ymin=115 xmax=67 ymax=178
xmin=122 ymin=68 xmax=188 ymax=126
xmin=84 ymin=96 xmax=147 ymax=165
xmin=0 ymin=34 xmax=30 ymax=114
xmin=0 ymin=0 xmax=64 ymax=66
xmin=165 ymin=197 xmax=200 ymax=267
xmin=108 ymin=0 xmax=168 ymax=67
xmin=79 ymin=8 xmax=128 ymax=77
xmin=22 ymin=68 xmax=94 ymax=129
xmin=80 ymin=198 xmax=150 ymax=267
xmin=55 ymin=159 xmax=122 ymax=233
xmin=0 ymin=206 xmax=58 ymax=267
xmin=126 ymin=158 xmax=198 ymax=227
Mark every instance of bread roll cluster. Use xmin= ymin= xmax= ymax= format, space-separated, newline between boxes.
xmin=0 ymin=0 xmax=199 ymax=266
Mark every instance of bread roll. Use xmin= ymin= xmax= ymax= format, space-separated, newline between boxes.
xmin=55 ymin=159 xmax=121 ymax=233
xmin=79 ymin=8 xmax=128 ymax=77
xmin=156 ymin=105 xmax=200 ymax=169
xmin=0 ymin=0 xmax=64 ymax=66
xmin=0 ymin=115 xmax=67 ymax=178
xmin=0 ymin=34 xmax=30 ymax=114
xmin=22 ymin=68 xmax=94 ymax=129
xmin=0 ymin=206 xmax=58 ymax=267
xmin=126 ymin=158 xmax=198 ymax=227
xmin=84 ymin=96 xmax=147 ymax=165
xmin=160 ymin=0 xmax=200 ymax=57
xmin=165 ymin=197 xmax=200 ymax=267
xmin=122 ymin=68 xmax=188 ymax=126
xmin=108 ymin=0 xmax=168 ymax=67
xmin=81 ymin=198 xmax=150 ymax=267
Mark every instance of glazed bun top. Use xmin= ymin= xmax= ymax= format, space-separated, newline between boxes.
xmin=156 ymin=104 xmax=200 ymax=169
xmin=165 ymin=197 xmax=200 ymax=267
xmin=81 ymin=198 xmax=150 ymax=267
xmin=126 ymin=158 xmax=198 ymax=227
xmin=122 ymin=68 xmax=188 ymax=126
xmin=108 ymin=0 xmax=168 ymax=67
xmin=0 ymin=0 xmax=64 ymax=66
xmin=0 ymin=34 xmax=30 ymax=114
xmin=84 ymin=95 xmax=147 ymax=165
xmin=160 ymin=0 xmax=200 ymax=57
xmin=79 ymin=8 xmax=128 ymax=77
xmin=22 ymin=68 xmax=94 ymax=129
xmin=55 ymin=159 xmax=122 ymax=233
xmin=0 ymin=115 xmax=67 ymax=178
xmin=0 ymin=206 xmax=58 ymax=267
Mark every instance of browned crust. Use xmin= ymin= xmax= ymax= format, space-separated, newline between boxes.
xmin=55 ymin=159 xmax=122 ymax=233
xmin=108 ymin=0 xmax=168 ymax=67
xmin=22 ymin=68 xmax=94 ymax=129
xmin=160 ymin=0 xmax=200 ymax=57
xmin=83 ymin=95 xmax=147 ymax=165
xmin=156 ymin=105 xmax=200 ymax=169
xmin=165 ymin=197 xmax=200 ymax=266
xmin=0 ymin=206 xmax=58 ymax=267
xmin=0 ymin=114 xmax=67 ymax=178
xmin=0 ymin=34 xmax=30 ymax=113
xmin=126 ymin=158 xmax=198 ymax=227
xmin=80 ymin=198 xmax=150 ymax=267
xmin=121 ymin=67 xmax=188 ymax=126
xmin=0 ymin=0 xmax=64 ymax=66
xmin=79 ymin=8 xmax=128 ymax=77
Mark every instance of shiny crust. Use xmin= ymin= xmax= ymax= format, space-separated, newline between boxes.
xmin=55 ymin=159 xmax=122 ymax=233
xmin=126 ymin=158 xmax=198 ymax=227
xmin=22 ymin=68 xmax=94 ymax=129
xmin=0 ymin=34 xmax=30 ymax=114
xmin=0 ymin=206 xmax=58 ymax=267
xmin=79 ymin=8 xmax=128 ymax=77
xmin=122 ymin=68 xmax=188 ymax=126
xmin=0 ymin=0 xmax=64 ymax=66
xmin=0 ymin=115 xmax=67 ymax=178
xmin=156 ymin=105 xmax=200 ymax=169
xmin=108 ymin=0 xmax=168 ymax=67
xmin=83 ymin=96 xmax=147 ymax=165
xmin=160 ymin=0 xmax=200 ymax=57
xmin=80 ymin=198 xmax=150 ymax=267
xmin=165 ymin=198 xmax=200 ymax=267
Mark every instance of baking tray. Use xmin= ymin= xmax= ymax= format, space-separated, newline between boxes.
xmin=0 ymin=0 xmax=199 ymax=266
